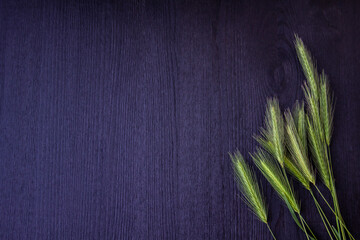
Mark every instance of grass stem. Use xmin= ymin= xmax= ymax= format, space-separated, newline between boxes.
xmin=299 ymin=214 xmax=318 ymax=240
xmin=266 ymin=223 xmax=277 ymax=240
xmin=326 ymin=146 xmax=346 ymax=240
xmin=310 ymin=189 xmax=335 ymax=239
xmin=299 ymin=214 xmax=310 ymax=240
xmin=313 ymin=185 xmax=355 ymax=240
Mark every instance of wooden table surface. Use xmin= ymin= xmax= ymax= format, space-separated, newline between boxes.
xmin=1 ymin=0 xmax=359 ymax=239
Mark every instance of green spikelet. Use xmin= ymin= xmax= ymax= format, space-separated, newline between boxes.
xmin=306 ymin=115 xmax=331 ymax=189
xmin=294 ymin=35 xmax=319 ymax=101
xmin=293 ymin=101 xmax=307 ymax=156
xmin=251 ymin=149 xmax=300 ymax=213
xmin=256 ymin=98 xmax=285 ymax=167
xmin=230 ymin=151 xmax=268 ymax=223
xmin=303 ymin=82 xmax=324 ymax=142
xmin=319 ymin=71 xmax=334 ymax=146
xmin=284 ymin=109 xmax=315 ymax=185
xmin=284 ymin=156 xmax=310 ymax=190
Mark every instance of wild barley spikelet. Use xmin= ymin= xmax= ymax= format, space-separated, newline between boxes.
xmin=284 ymin=109 xmax=315 ymax=185
xmin=256 ymin=98 xmax=285 ymax=167
xmin=251 ymin=149 xmax=300 ymax=213
xmin=284 ymin=156 xmax=310 ymax=189
xmin=294 ymin=35 xmax=319 ymax=100
xmin=293 ymin=101 xmax=307 ymax=156
xmin=306 ymin=115 xmax=331 ymax=189
xmin=230 ymin=151 xmax=268 ymax=223
xmin=319 ymin=71 xmax=334 ymax=146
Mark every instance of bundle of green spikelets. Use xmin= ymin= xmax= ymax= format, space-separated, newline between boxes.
xmin=230 ymin=35 xmax=356 ymax=240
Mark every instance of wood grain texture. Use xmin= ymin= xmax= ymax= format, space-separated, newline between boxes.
xmin=0 ymin=0 xmax=359 ymax=239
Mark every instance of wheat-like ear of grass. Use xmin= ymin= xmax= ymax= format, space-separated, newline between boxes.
xmin=256 ymin=98 xmax=285 ymax=167
xmin=251 ymin=149 xmax=300 ymax=213
xmin=294 ymin=34 xmax=319 ymax=101
xmin=319 ymin=71 xmax=334 ymax=146
xmin=303 ymin=82 xmax=324 ymax=143
xmin=284 ymin=156 xmax=310 ymax=189
xmin=252 ymin=137 xmax=308 ymax=187
xmin=306 ymin=115 xmax=331 ymax=189
xmin=284 ymin=109 xmax=315 ymax=185
xmin=230 ymin=151 xmax=268 ymax=223
xmin=293 ymin=101 xmax=307 ymax=156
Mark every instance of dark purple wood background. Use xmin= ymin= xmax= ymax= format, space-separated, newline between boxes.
xmin=0 ymin=0 xmax=359 ymax=239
